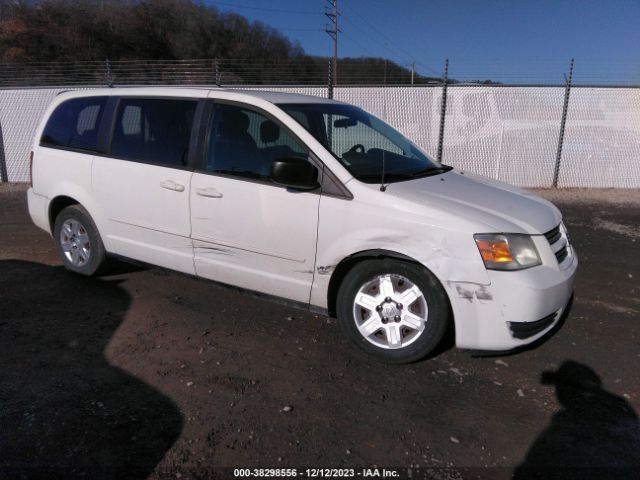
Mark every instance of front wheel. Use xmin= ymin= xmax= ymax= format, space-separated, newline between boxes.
xmin=336 ymin=259 xmax=450 ymax=364
xmin=53 ymin=205 xmax=106 ymax=276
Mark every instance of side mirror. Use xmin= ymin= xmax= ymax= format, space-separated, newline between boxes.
xmin=270 ymin=157 xmax=320 ymax=191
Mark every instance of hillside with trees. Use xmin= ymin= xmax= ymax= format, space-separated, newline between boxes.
xmin=0 ymin=0 xmax=442 ymax=85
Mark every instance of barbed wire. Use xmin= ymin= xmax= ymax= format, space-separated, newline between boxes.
xmin=0 ymin=58 xmax=637 ymax=88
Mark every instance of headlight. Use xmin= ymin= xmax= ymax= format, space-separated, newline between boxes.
xmin=474 ymin=234 xmax=541 ymax=271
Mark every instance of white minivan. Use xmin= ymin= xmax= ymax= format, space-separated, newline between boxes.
xmin=27 ymin=88 xmax=577 ymax=363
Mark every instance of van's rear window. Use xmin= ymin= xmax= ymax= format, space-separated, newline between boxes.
xmin=41 ymin=97 xmax=107 ymax=152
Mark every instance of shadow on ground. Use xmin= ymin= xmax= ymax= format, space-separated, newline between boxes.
xmin=0 ymin=260 xmax=182 ymax=479
xmin=514 ymin=360 xmax=640 ymax=479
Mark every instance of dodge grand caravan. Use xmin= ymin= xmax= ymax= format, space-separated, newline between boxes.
xmin=27 ymin=88 xmax=577 ymax=363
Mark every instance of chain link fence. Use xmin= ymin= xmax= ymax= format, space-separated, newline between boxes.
xmin=0 ymin=59 xmax=334 ymax=88
xmin=1 ymin=60 xmax=639 ymax=187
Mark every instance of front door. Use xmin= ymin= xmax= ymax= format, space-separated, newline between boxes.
xmin=190 ymin=102 xmax=320 ymax=303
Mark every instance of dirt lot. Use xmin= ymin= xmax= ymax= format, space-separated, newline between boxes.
xmin=1 ymin=184 xmax=639 ymax=479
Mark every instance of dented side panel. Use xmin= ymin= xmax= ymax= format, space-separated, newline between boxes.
xmin=310 ymin=183 xmax=492 ymax=310
xmin=191 ymin=172 xmax=320 ymax=304
xmin=92 ymin=158 xmax=196 ymax=275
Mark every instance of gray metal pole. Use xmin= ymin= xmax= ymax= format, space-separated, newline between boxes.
xmin=105 ymin=58 xmax=113 ymax=87
xmin=215 ymin=59 xmax=221 ymax=87
xmin=333 ymin=0 xmax=338 ymax=87
xmin=0 ymin=119 xmax=8 ymax=183
xmin=437 ymin=58 xmax=449 ymax=162
xmin=327 ymin=57 xmax=333 ymax=99
xmin=553 ymin=58 xmax=574 ymax=187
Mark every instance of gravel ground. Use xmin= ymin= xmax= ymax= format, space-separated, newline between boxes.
xmin=530 ymin=188 xmax=640 ymax=206
xmin=1 ymin=185 xmax=639 ymax=479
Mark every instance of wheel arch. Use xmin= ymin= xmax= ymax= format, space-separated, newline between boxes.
xmin=326 ymin=249 xmax=450 ymax=317
xmin=48 ymin=195 xmax=80 ymax=232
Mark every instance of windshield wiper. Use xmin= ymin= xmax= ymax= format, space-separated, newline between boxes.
xmin=359 ymin=172 xmax=414 ymax=181
xmin=410 ymin=165 xmax=453 ymax=178
xmin=358 ymin=165 xmax=453 ymax=185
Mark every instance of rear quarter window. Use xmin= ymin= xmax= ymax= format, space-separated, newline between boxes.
xmin=41 ymin=97 xmax=107 ymax=152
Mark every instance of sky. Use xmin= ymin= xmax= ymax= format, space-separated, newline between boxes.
xmin=207 ymin=0 xmax=640 ymax=84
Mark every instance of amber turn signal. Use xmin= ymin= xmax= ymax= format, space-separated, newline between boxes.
xmin=475 ymin=238 xmax=514 ymax=264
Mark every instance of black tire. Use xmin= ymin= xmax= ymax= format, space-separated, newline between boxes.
xmin=336 ymin=258 xmax=450 ymax=364
xmin=53 ymin=205 xmax=106 ymax=276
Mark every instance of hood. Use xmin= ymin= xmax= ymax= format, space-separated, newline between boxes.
xmin=385 ymin=170 xmax=561 ymax=234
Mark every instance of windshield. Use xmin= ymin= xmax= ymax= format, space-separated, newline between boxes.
xmin=278 ymin=102 xmax=448 ymax=184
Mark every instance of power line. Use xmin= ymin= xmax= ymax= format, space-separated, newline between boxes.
xmin=339 ymin=30 xmax=378 ymax=58
xmin=340 ymin=15 xmax=390 ymax=56
xmin=341 ymin=14 xmax=440 ymax=77
xmin=272 ymin=27 xmax=325 ymax=32
xmin=212 ymin=1 xmax=322 ymax=15
xmin=340 ymin=0 xmax=440 ymax=78
xmin=340 ymin=14 xmax=408 ymax=63
xmin=341 ymin=1 xmax=413 ymax=62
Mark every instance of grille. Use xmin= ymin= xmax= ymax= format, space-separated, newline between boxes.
xmin=544 ymin=224 xmax=570 ymax=266
xmin=544 ymin=225 xmax=562 ymax=245
xmin=555 ymin=245 xmax=569 ymax=264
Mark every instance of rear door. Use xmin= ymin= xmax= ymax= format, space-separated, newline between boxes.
xmin=190 ymin=101 xmax=321 ymax=303
xmin=92 ymin=96 xmax=201 ymax=274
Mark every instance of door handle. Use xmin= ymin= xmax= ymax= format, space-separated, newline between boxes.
xmin=160 ymin=180 xmax=185 ymax=192
xmin=196 ymin=187 xmax=223 ymax=198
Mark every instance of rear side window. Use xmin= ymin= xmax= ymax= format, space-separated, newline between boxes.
xmin=110 ymin=98 xmax=197 ymax=167
xmin=41 ymin=97 xmax=107 ymax=151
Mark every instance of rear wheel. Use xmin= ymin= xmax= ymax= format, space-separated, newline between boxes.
xmin=53 ymin=205 xmax=106 ymax=276
xmin=337 ymin=259 xmax=450 ymax=364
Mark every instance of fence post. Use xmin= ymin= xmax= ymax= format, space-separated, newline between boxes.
xmin=214 ymin=59 xmax=221 ymax=87
xmin=105 ymin=58 xmax=113 ymax=87
xmin=327 ymin=57 xmax=334 ymax=99
xmin=553 ymin=58 xmax=574 ymax=188
xmin=436 ymin=58 xmax=449 ymax=162
xmin=0 ymin=118 xmax=7 ymax=183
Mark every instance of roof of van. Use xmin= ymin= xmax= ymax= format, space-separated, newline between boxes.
xmin=58 ymin=86 xmax=343 ymax=105
xmin=224 ymin=89 xmax=343 ymax=104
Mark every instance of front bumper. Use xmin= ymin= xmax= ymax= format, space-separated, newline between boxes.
xmin=448 ymin=242 xmax=578 ymax=351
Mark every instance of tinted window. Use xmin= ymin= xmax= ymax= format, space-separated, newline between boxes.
xmin=206 ymin=104 xmax=307 ymax=180
xmin=110 ymin=98 xmax=197 ymax=167
xmin=41 ymin=97 xmax=107 ymax=151
xmin=279 ymin=103 xmax=442 ymax=184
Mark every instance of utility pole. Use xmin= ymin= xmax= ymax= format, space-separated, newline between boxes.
xmin=325 ymin=0 xmax=338 ymax=89
xmin=410 ymin=62 xmax=415 ymax=85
